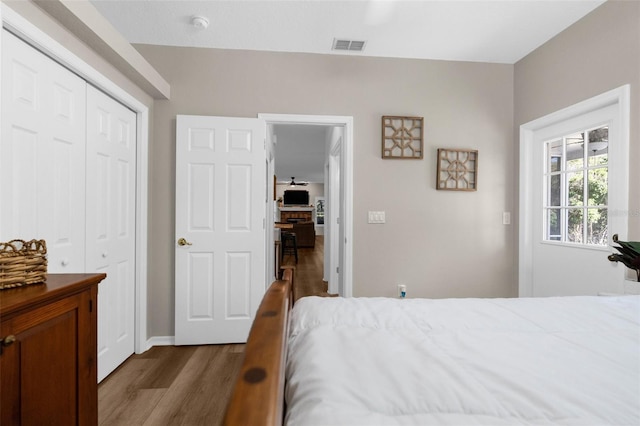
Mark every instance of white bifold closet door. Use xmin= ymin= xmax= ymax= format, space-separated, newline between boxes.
xmin=1 ymin=30 xmax=136 ymax=382
xmin=0 ymin=30 xmax=86 ymax=270
xmin=86 ymin=86 xmax=136 ymax=381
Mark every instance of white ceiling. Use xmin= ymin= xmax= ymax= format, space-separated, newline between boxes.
xmin=90 ymin=0 xmax=605 ymax=64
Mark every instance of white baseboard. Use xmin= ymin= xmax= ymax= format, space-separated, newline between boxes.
xmin=140 ymin=336 xmax=175 ymax=352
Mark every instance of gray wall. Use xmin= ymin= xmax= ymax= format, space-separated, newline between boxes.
xmin=514 ymin=0 xmax=640 ymax=245
xmin=11 ymin=0 xmax=636 ymax=340
xmin=136 ymin=45 xmax=516 ymax=336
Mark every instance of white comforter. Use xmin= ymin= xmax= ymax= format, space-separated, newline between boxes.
xmin=285 ymin=296 xmax=640 ymax=425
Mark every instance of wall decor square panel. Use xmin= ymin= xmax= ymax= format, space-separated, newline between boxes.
xmin=436 ymin=148 xmax=478 ymax=191
xmin=381 ymin=116 xmax=424 ymax=159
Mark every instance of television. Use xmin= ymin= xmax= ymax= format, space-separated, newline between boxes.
xmin=283 ymin=190 xmax=309 ymax=206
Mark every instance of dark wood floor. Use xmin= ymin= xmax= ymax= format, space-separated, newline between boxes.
xmin=283 ymin=234 xmax=329 ymax=301
xmin=98 ymin=235 xmax=326 ymax=425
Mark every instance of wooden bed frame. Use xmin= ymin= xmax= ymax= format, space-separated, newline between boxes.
xmin=223 ymin=267 xmax=294 ymax=426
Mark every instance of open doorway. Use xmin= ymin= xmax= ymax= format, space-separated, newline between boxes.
xmin=260 ymin=114 xmax=353 ymax=297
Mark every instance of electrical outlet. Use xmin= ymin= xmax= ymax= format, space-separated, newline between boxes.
xmin=398 ymin=284 xmax=406 ymax=298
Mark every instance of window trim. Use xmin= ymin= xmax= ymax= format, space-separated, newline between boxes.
xmin=518 ymin=85 xmax=630 ymax=297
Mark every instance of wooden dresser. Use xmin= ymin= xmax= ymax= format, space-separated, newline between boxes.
xmin=0 ymin=273 xmax=106 ymax=425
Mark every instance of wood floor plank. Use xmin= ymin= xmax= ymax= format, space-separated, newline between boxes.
xmin=101 ymin=389 xmax=167 ymax=426
xmin=173 ymin=346 xmax=244 ymax=425
xmin=98 ymin=358 xmax=155 ymax=424
xmin=136 ymin=345 xmax=199 ymax=389
xmin=141 ymin=345 xmax=244 ymax=426
xmin=98 ymin=346 xmax=197 ymax=424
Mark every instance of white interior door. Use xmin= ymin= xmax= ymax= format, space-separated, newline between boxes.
xmin=521 ymin=88 xmax=629 ymax=296
xmin=175 ymin=115 xmax=266 ymax=345
xmin=328 ymin=140 xmax=341 ymax=295
xmin=266 ymin=125 xmax=276 ymax=283
xmin=1 ymin=30 xmax=86 ymax=269
xmin=86 ymin=85 xmax=137 ymax=381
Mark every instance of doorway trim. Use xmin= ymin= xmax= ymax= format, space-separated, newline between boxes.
xmin=1 ymin=4 xmax=149 ymax=352
xmin=259 ymin=113 xmax=354 ymax=297
xmin=519 ymin=85 xmax=630 ymax=297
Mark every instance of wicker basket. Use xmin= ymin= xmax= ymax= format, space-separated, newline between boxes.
xmin=0 ymin=239 xmax=47 ymax=289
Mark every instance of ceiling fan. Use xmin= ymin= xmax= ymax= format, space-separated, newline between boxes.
xmin=277 ymin=177 xmax=309 ymax=186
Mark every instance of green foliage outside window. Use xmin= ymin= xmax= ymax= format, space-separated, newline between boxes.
xmin=566 ymin=158 xmax=608 ymax=245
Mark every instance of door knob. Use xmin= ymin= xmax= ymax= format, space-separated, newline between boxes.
xmin=177 ymin=238 xmax=193 ymax=246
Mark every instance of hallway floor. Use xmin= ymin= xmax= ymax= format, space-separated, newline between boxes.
xmin=282 ymin=235 xmax=334 ymax=301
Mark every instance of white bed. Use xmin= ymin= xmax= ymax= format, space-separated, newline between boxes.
xmin=285 ymin=295 xmax=640 ymax=425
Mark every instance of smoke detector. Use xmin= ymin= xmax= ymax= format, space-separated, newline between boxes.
xmin=191 ymin=16 xmax=210 ymax=30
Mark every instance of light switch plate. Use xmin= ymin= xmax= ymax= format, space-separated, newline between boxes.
xmin=368 ymin=211 xmax=386 ymax=224
xmin=503 ymin=212 xmax=511 ymax=225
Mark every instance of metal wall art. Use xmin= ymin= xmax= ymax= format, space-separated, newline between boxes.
xmin=436 ymin=148 xmax=478 ymax=191
xmin=382 ymin=116 xmax=424 ymax=159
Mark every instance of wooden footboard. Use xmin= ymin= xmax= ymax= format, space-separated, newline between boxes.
xmin=223 ymin=267 xmax=294 ymax=426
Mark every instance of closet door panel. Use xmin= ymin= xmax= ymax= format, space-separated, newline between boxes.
xmin=1 ymin=30 xmax=86 ymax=272
xmin=5 ymin=128 xmax=38 ymax=237
xmin=2 ymin=32 xmax=45 ymax=240
xmin=86 ymin=85 xmax=136 ymax=382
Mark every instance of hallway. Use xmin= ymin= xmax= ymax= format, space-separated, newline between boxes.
xmin=282 ymin=235 xmax=331 ymax=302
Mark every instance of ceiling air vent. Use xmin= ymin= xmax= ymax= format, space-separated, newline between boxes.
xmin=332 ymin=39 xmax=366 ymax=52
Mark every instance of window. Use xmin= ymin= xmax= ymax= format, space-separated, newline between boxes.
xmin=543 ymin=126 xmax=608 ymax=246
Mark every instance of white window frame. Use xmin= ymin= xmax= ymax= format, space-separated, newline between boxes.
xmin=519 ymin=85 xmax=630 ymax=297
xmin=542 ymin=125 xmax=610 ymax=246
